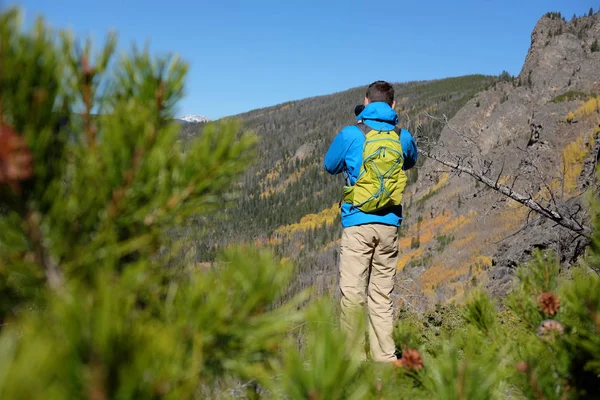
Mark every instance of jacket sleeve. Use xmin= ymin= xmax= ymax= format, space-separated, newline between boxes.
xmin=400 ymin=129 xmax=418 ymax=170
xmin=324 ymin=130 xmax=348 ymax=175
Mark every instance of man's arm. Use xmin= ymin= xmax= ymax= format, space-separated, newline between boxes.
xmin=324 ymin=130 xmax=348 ymax=175
xmin=400 ymin=129 xmax=418 ymax=170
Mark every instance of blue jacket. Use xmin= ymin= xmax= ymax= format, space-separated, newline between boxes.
xmin=324 ymin=102 xmax=418 ymax=228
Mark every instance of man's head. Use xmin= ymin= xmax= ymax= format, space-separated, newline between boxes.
xmin=365 ymin=80 xmax=395 ymax=108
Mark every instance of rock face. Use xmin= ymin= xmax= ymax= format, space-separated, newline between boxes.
xmin=291 ymin=143 xmax=315 ymax=161
xmin=521 ymin=15 xmax=600 ymax=102
xmin=399 ymin=12 xmax=600 ymax=305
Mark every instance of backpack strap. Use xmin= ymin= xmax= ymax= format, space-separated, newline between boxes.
xmin=356 ymin=122 xmax=370 ymax=136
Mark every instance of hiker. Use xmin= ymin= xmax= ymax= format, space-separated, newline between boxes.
xmin=324 ymin=81 xmax=418 ymax=363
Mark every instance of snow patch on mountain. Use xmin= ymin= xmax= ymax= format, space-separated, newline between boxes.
xmin=178 ymin=114 xmax=210 ymax=123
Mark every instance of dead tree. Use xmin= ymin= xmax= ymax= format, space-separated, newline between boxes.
xmin=415 ymin=112 xmax=592 ymax=239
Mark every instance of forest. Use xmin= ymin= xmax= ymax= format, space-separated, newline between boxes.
xmin=179 ymin=73 xmax=497 ymax=297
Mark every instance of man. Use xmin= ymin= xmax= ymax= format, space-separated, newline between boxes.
xmin=324 ymin=81 xmax=418 ymax=363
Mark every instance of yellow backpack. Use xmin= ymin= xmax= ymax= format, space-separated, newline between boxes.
xmin=343 ymin=123 xmax=408 ymax=213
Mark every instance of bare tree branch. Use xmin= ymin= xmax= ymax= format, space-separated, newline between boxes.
xmin=529 ymin=159 xmax=560 ymax=210
xmin=418 ymin=148 xmax=592 ymax=238
xmin=425 ymin=111 xmax=482 ymax=152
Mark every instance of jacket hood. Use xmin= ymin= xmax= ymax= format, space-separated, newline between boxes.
xmin=356 ymin=102 xmax=398 ymax=125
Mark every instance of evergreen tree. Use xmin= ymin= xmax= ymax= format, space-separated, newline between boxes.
xmin=498 ymin=70 xmax=512 ymax=82
xmin=0 ymin=8 xmax=306 ymax=398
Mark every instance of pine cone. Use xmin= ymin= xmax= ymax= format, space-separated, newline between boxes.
xmin=537 ymin=319 xmax=564 ymax=338
xmin=516 ymin=361 xmax=528 ymax=373
xmin=0 ymin=124 xmax=33 ymax=188
xmin=537 ymin=292 xmax=560 ymax=316
xmin=394 ymin=348 xmax=424 ymax=371
xmin=308 ymin=391 xmax=320 ymax=400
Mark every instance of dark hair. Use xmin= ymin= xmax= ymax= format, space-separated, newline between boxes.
xmin=366 ymin=80 xmax=394 ymax=106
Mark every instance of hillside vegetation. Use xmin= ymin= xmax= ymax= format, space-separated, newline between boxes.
xmin=180 ymin=74 xmax=496 ymax=296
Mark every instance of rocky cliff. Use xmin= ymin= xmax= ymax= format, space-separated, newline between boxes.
xmin=398 ymin=11 xmax=600 ymax=306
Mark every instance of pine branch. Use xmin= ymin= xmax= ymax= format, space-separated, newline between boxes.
xmin=24 ymin=211 xmax=63 ymax=290
xmin=81 ymin=55 xmax=96 ymax=147
xmin=418 ymin=148 xmax=592 ymax=238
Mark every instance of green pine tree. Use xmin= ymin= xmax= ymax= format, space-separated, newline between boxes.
xmin=0 ymin=8 xmax=306 ymax=399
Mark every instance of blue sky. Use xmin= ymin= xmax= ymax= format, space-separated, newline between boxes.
xmin=6 ymin=0 xmax=597 ymax=119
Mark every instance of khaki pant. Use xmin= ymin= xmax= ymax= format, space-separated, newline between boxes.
xmin=339 ymin=224 xmax=398 ymax=362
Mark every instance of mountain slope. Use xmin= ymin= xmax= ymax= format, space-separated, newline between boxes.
xmin=181 ymin=75 xmax=496 ymax=296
